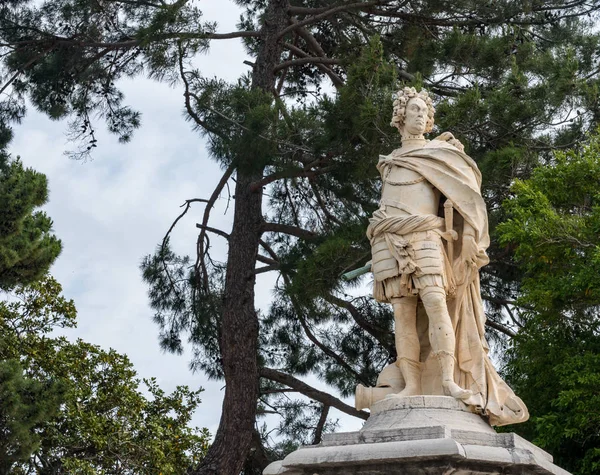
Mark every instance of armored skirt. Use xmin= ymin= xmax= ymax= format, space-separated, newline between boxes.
xmin=367 ymin=209 xmax=455 ymax=302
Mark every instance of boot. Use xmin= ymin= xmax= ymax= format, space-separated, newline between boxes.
xmin=434 ymin=351 xmax=472 ymax=400
xmin=395 ymin=357 xmax=422 ymax=397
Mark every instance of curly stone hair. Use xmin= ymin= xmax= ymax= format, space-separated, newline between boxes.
xmin=390 ymin=87 xmax=435 ymax=133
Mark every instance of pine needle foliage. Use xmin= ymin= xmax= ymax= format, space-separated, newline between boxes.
xmin=0 ymin=154 xmax=61 ymax=290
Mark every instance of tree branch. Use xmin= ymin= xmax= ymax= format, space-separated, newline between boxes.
xmin=195 ymin=223 xmax=230 ymax=240
xmin=259 ymin=240 xmax=280 ymax=262
xmin=162 ymin=199 xmax=208 ymax=251
xmin=256 ymin=254 xmax=278 ymax=266
xmin=324 ymin=293 xmax=395 ymax=355
xmin=178 ymin=44 xmax=228 ymax=140
xmin=158 ymin=198 xmax=209 ymax=309
xmin=4 ymin=30 xmax=261 ymax=50
xmin=283 ymin=40 xmax=344 ymax=88
xmin=249 ymin=165 xmax=335 ymax=192
xmin=485 ymin=318 xmax=516 ymax=338
xmin=0 ymin=44 xmax=56 ymax=95
xmin=261 ymin=222 xmax=317 ymax=240
xmin=312 ymin=404 xmax=330 ymax=445
xmin=273 ymin=56 xmax=341 ymax=72
xmin=482 ymin=294 xmax=532 ymax=310
xmin=290 ymin=292 xmax=368 ymax=385
xmin=195 ymin=164 xmax=235 ymax=292
xmin=259 ymin=367 xmax=368 ymax=420
xmin=309 ymin=182 xmax=343 ymax=226
xmin=254 ymin=264 xmax=279 ymax=275
xmin=281 ymin=1 xmax=394 ymax=37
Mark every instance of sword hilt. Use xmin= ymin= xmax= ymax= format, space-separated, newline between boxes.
xmin=444 ymin=200 xmax=456 ymax=262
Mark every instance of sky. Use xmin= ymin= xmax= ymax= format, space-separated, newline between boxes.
xmin=7 ymin=0 xmax=364 ymax=441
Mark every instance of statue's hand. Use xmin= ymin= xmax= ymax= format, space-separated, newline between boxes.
xmin=461 ymin=235 xmax=480 ymax=269
xmin=434 ymin=131 xmax=465 ymax=152
xmin=460 ymin=235 xmax=489 ymax=271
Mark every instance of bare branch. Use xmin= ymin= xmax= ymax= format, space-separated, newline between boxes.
xmin=178 ymin=44 xmax=228 ymax=140
xmin=259 ymin=240 xmax=280 ymax=263
xmin=162 ymin=199 xmax=208 ymax=251
xmin=195 ymin=164 xmax=235 ymax=292
xmin=503 ymin=303 xmax=523 ymax=329
xmin=482 ymin=294 xmax=532 ymax=310
xmin=200 ymin=30 xmax=261 ymax=40
xmin=256 ymin=254 xmax=278 ymax=266
xmin=286 ymin=285 xmax=368 ymax=384
xmin=157 ymin=198 xmax=211 ymax=308
xmin=3 ymin=30 xmax=261 ymax=50
xmin=260 ymin=388 xmax=298 ymax=395
xmin=195 ymin=223 xmax=230 ymax=240
xmin=310 ymin=182 xmax=343 ymax=226
xmin=275 ymin=35 xmax=298 ymax=96
xmin=260 ymin=367 xmax=368 ymax=420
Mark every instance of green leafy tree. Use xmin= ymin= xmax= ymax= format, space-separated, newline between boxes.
xmin=0 ymin=276 xmax=210 ymax=474
xmin=3 ymin=1 xmax=600 ymax=472
xmin=498 ymin=132 xmax=600 ymax=474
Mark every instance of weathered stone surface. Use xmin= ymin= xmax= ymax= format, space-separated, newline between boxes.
xmin=356 ymin=87 xmax=529 ymax=427
xmin=263 ymin=396 xmax=570 ymax=475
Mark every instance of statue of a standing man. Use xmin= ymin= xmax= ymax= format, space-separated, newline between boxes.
xmin=357 ymin=87 xmax=528 ymax=426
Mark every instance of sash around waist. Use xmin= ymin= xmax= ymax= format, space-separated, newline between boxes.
xmin=367 ymin=211 xmax=445 ymax=242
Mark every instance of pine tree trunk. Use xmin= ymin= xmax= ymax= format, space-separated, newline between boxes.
xmin=195 ymin=1 xmax=288 ymax=473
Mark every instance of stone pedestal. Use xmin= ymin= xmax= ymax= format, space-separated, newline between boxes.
xmin=263 ymin=396 xmax=570 ymax=475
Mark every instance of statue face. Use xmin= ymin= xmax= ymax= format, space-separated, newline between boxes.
xmin=403 ymin=97 xmax=428 ymax=136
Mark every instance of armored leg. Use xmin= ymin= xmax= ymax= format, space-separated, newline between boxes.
xmin=391 ymin=296 xmax=421 ymax=396
xmin=420 ymin=286 xmax=472 ymax=400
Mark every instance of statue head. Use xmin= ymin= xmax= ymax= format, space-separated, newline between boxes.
xmin=390 ymin=87 xmax=435 ymax=138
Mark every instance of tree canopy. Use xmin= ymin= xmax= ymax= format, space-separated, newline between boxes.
xmin=498 ymin=132 xmax=600 ymax=474
xmin=0 ymin=275 xmax=210 ymax=474
xmin=2 ymin=1 xmax=600 ymax=472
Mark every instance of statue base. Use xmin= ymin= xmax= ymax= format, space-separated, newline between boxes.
xmin=263 ymin=396 xmax=570 ymax=475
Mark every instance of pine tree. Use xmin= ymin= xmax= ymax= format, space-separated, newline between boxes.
xmin=0 ymin=154 xmax=62 ymax=290
xmin=2 ymin=1 xmax=600 ymax=472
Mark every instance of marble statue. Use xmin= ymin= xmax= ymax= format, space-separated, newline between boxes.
xmin=355 ymin=87 xmax=529 ymax=426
